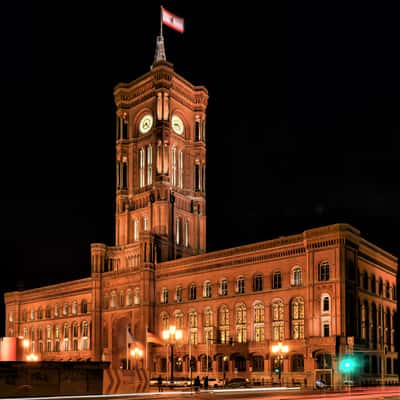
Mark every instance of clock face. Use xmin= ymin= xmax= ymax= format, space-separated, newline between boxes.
xmin=171 ymin=115 xmax=184 ymax=135
xmin=139 ymin=114 xmax=153 ymax=134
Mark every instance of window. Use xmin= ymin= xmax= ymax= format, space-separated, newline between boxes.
xmin=363 ymin=272 xmax=369 ymax=290
xmin=133 ymin=218 xmax=139 ymax=241
xmin=323 ymin=323 xmax=330 ymax=337
xmin=184 ymin=220 xmax=189 ymax=248
xmin=139 ymin=148 xmax=145 ymax=188
xmin=236 ymin=304 xmax=247 ymax=343
xmin=143 ymin=216 xmax=149 ymax=232
xmin=273 ymin=272 xmax=282 ymax=289
xmin=176 ymin=217 xmax=181 ymax=245
xmin=103 ymin=294 xmax=109 ymax=309
xmin=82 ymin=321 xmax=89 ymax=350
xmin=204 ymin=308 xmax=213 ymax=344
xmin=38 ymin=308 xmax=43 ymax=320
xmin=119 ymin=291 xmax=125 ymax=307
xmin=189 ymin=283 xmax=197 ymax=300
xmin=218 ymin=306 xmax=229 ymax=344
xmin=204 ymin=308 xmax=213 ymax=327
xmin=45 ymin=306 xmax=51 ymax=319
xmin=178 ymin=150 xmax=183 ymax=189
xmin=22 ymin=310 xmax=28 ymax=322
xmin=236 ymin=277 xmax=245 ymax=294
xmin=171 ymin=146 xmax=176 ymax=187
xmin=378 ymin=278 xmax=383 ymax=296
xmin=189 ymin=310 xmax=198 ymax=345
xmin=291 ymin=297 xmax=305 ymax=339
xmin=272 ymin=300 xmax=284 ymax=341
xmin=121 ymin=159 xmax=128 ymax=189
xmin=175 ymin=311 xmax=184 ymax=329
xmin=203 ymin=281 xmax=212 ymax=298
xmin=254 ymin=303 xmax=264 ymax=342
xmin=111 ymin=291 xmax=117 ymax=308
xmin=81 ymin=300 xmax=88 ymax=314
xmin=292 ymin=354 xmax=304 ymax=372
xmin=134 ymin=288 xmax=140 ymax=304
xmin=292 ymin=267 xmax=302 ymax=286
xmin=161 ymin=288 xmax=168 ymax=304
xmin=253 ymin=274 xmax=263 ymax=291
xmin=72 ymin=301 xmax=78 ymax=315
xmin=322 ymin=295 xmax=330 ymax=312
xmin=318 ymin=261 xmax=330 ymax=281
xmin=176 ymin=286 xmax=182 ymax=303
xmin=126 ymin=290 xmax=133 ymax=306
xmin=252 ymin=356 xmax=264 ymax=372
xmin=147 ymin=145 xmax=152 ymax=185
xmin=220 ymin=279 xmax=228 ymax=296
xmin=161 ymin=313 xmax=169 ymax=330
xmin=385 ymin=282 xmax=390 ymax=298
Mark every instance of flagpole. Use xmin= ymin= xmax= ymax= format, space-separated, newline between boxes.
xmin=160 ymin=6 xmax=163 ymax=37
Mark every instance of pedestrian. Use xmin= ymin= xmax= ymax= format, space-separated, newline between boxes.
xmin=194 ymin=375 xmax=200 ymax=392
xmin=204 ymin=375 xmax=209 ymax=390
xmin=157 ymin=375 xmax=163 ymax=392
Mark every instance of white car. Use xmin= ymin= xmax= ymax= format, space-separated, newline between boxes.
xmin=207 ymin=377 xmax=224 ymax=388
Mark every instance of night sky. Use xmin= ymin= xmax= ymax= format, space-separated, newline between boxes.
xmin=1 ymin=2 xmax=399 ymax=336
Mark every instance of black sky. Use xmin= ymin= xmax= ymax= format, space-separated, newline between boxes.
xmin=1 ymin=1 xmax=399 ymax=335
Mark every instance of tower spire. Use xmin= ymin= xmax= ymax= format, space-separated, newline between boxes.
xmin=153 ymin=6 xmax=166 ymax=65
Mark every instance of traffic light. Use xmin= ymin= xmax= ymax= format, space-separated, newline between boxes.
xmin=274 ymin=368 xmax=280 ymax=374
xmin=340 ymin=356 xmax=356 ymax=373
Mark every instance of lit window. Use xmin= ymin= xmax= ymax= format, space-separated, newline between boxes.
xmin=236 ymin=304 xmax=247 ymax=343
xmin=161 ymin=288 xmax=168 ymax=304
xmin=218 ymin=306 xmax=229 ymax=344
xmin=147 ymin=145 xmax=152 ymax=185
xmin=292 ymin=267 xmax=302 ymax=286
xmin=318 ymin=262 xmax=330 ymax=281
xmin=203 ymin=281 xmax=212 ymax=298
xmin=189 ymin=283 xmax=197 ymax=300
xmin=236 ymin=277 xmax=245 ymax=294
xmin=176 ymin=287 xmax=182 ymax=303
xmin=139 ymin=148 xmax=145 ymax=188
xmin=272 ymin=301 xmax=284 ymax=341
xmin=291 ymin=297 xmax=305 ymax=339
xmin=220 ymin=279 xmax=228 ymax=296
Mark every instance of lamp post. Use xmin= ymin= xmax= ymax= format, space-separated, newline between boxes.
xmin=130 ymin=346 xmax=143 ymax=370
xmin=272 ymin=342 xmax=288 ymax=386
xmin=162 ymin=325 xmax=183 ymax=384
xmin=222 ymin=355 xmax=228 ymax=387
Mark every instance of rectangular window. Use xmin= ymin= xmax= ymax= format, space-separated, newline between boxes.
xmin=255 ymin=325 xmax=264 ymax=342
xmin=319 ymin=263 xmax=330 ymax=281
xmin=176 ymin=287 xmax=182 ymax=303
xmin=273 ymin=272 xmax=282 ymax=289
xmin=323 ymin=323 xmax=330 ymax=337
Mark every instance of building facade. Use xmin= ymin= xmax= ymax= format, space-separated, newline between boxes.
xmin=4 ymin=41 xmax=399 ymax=388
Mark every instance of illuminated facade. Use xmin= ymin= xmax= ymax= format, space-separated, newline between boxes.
xmin=4 ymin=43 xmax=398 ymax=388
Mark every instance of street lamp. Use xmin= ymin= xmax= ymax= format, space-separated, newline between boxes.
xmin=272 ymin=342 xmax=289 ymax=386
xmin=222 ymin=355 xmax=228 ymax=387
xmin=130 ymin=347 xmax=143 ymax=370
xmin=162 ymin=325 xmax=183 ymax=384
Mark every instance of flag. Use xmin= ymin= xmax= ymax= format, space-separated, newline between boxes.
xmin=127 ymin=327 xmax=135 ymax=344
xmin=147 ymin=330 xmax=164 ymax=346
xmin=162 ymin=7 xmax=184 ymax=33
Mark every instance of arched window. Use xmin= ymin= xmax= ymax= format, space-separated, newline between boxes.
xmin=218 ymin=305 xmax=230 ymax=344
xmin=203 ymin=281 xmax=212 ymax=298
xmin=371 ymin=275 xmax=376 ymax=294
xmin=291 ymin=297 xmax=305 ymax=339
xmin=63 ymin=323 xmax=69 ymax=351
xmin=273 ymin=272 xmax=282 ymax=289
xmin=147 ymin=145 xmax=152 ymax=185
xmin=236 ymin=276 xmax=245 ymax=294
xmin=254 ymin=302 xmax=264 ymax=342
xmin=175 ymin=310 xmax=184 ymax=329
xmin=143 ymin=216 xmax=149 ymax=231
xmin=292 ymin=354 xmax=304 ymax=371
xmin=171 ymin=146 xmax=177 ymax=186
xmin=45 ymin=306 xmax=51 ymax=319
xmin=176 ymin=217 xmax=181 ymax=245
xmin=378 ymin=278 xmax=383 ymax=296
xmin=292 ymin=266 xmax=302 ymax=286
xmin=236 ymin=304 xmax=247 ymax=343
xmin=253 ymin=274 xmax=263 ymax=291
xmin=134 ymin=287 xmax=140 ymax=304
xmin=189 ymin=310 xmax=198 ymax=345
xmin=220 ymin=279 xmax=228 ymax=296
xmin=119 ymin=290 xmax=125 ymax=307
xmin=363 ymin=272 xmax=369 ymax=290
xmin=184 ymin=220 xmax=189 ymax=248
xmin=161 ymin=288 xmax=168 ymax=304
xmin=81 ymin=300 xmax=88 ymax=314
xmin=126 ymin=289 xmax=133 ymax=306
xmin=318 ymin=261 xmax=330 ymax=281
xmin=178 ymin=150 xmax=183 ymax=189
xmin=133 ymin=218 xmax=139 ymax=241
xmin=272 ymin=300 xmax=284 ymax=341
xmin=322 ymin=295 xmax=330 ymax=312
xmin=30 ymin=309 xmax=35 ymax=321
xmin=176 ymin=286 xmax=182 ymax=303
xmin=38 ymin=308 xmax=43 ymax=320
xmin=204 ymin=308 xmax=213 ymax=344
xmin=252 ymin=355 xmax=264 ymax=372
xmin=189 ymin=283 xmax=197 ymax=300
xmin=63 ymin=303 xmax=69 ymax=316
xmin=72 ymin=322 xmax=79 ymax=351
xmin=111 ymin=291 xmax=117 ymax=308
xmin=72 ymin=301 xmax=78 ymax=315
xmin=139 ymin=148 xmax=145 ymax=188
xmin=385 ymin=282 xmax=390 ymax=298
xmin=82 ymin=321 xmax=89 ymax=350
xmin=161 ymin=313 xmax=169 ymax=330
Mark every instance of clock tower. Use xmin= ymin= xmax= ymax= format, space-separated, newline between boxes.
xmin=113 ymin=40 xmax=208 ymax=262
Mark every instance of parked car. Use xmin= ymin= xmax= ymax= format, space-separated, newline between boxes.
xmin=226 ymin=377 xmax=250 ymax=388
xmin=169 ymin=377 xmax=192 ymax=387
xmin=207 ymin=377 xmax=224 ymax=388
xmin=315 ymin=379 xmax=329 ymax=389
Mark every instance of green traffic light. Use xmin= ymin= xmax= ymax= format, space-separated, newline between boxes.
xmin=340 ymin=356 xmax=356 ymax=373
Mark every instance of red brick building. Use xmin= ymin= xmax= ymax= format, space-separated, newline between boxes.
xmin=4 ymin=40 xmax=398 ymax=388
